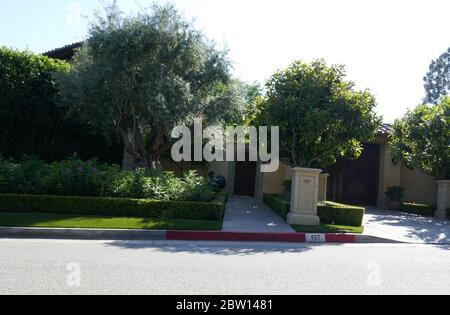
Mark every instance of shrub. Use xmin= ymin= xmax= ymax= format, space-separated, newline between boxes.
xmin=0 ymin=157 xmax=214 ymax=202
xmin=401 ymin=203 xmax=436 ymax=217
xmin=0 ymin=194 xmax=227 ymax=221
xmin=263 ymin=195 xmax=365 ymax=227
xmin=318 ymin=202 xmax=365 ymax=227
xmin=39 ymin=158 xmax=120 ymax=197
xmin=7 ymin=157 xmax=48 ymax=195
xmin=111 ymin=168 xmax=151 ymax=199
xmin=385 ymin=186 xmax=404 ymax=201
xmin=263 ymin=194 xmax=290 ymax=220
xmin=113 ymin=170 xmax=214 ymax=202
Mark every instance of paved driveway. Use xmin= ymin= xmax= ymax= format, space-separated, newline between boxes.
xmin=364 ymin=208 xmax=450 ymax=244
xmin=222 ymin=197 xmax=295 ymax=233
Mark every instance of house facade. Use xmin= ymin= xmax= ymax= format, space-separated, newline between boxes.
xmin=208 ymin=126 xmax=437 ymax=209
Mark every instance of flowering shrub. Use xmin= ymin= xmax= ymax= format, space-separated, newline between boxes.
xmin=39 ymin=158 xmax=121 ymax=197
xmin=0 ymin=157 xmax=214 ymax=202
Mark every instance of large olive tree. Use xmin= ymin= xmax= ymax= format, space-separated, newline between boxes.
xmin=259 ymin=59 xmax=381 ymax=169
xmin=59 ymin=2 xmax=245 ymax=168
xmin=390 ymin=98 xmax=449 ymax=180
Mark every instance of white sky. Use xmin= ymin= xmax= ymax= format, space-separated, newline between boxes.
xmin=2 ymin=0 xmax=449 ymax=122
xmin=166 ymin=0 xmax=449 ymax=123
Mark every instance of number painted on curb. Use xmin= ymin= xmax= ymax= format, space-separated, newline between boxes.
xmin=306 ymin=233 xmax=326 ymax=243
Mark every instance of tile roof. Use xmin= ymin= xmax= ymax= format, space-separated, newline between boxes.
xmin=379 ymin=123 xmax=393 ymax=135
xmin=43 ymin=42 xmax=83 ymax=61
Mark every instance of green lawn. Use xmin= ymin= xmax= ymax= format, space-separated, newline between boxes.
xmin=292 ymin=224 xmax=364 ymax=234
xmin=0 ymin=212 xmax=223 ymax=231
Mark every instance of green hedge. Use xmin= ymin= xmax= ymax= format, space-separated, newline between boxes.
xmin=0 ymin=194 xmax=227 ymax=221
xmin=318 ymin=202 xmax=365 ymax=227
xmin=263 ymin=194 xmax=290 ymax=220
xmin=263 ymin=194 xmax=365 ymax=227
xmin=400 ymin=203 xmax=436 ymax=217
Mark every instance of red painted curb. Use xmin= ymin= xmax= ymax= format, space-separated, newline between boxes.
xmin=325 ymin=234 xmax=356 ymax=243
xmin=166 ymin=231 xmax=356 ymax=243
xmin=167 ymin=231 xmax=306 ymax=242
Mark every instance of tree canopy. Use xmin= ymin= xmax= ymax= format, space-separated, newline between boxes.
xmin=424 ymin=47 xmax=450 ymax=104
xmin=258 ymin=59 xmax=381 ymax=169
xmin=59 ymin=2 xmax=245 ymax=168
xmin=390 ymin=98 xmax=450 ymax=180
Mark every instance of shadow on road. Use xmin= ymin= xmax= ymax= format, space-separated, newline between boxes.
xmin=105 ymin=241 xmax=333 ymax=256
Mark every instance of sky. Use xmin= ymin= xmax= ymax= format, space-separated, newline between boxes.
xmin=1 ymin=0 xmax=449 ymax=123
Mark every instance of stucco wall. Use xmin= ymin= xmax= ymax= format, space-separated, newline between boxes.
xmin=376 ymin=140 xmax=402 ymax=208
xmin=261 ymin=162 xmax=291 ymax=195
xmin=400 ymin=166 xmax=437 ymax=206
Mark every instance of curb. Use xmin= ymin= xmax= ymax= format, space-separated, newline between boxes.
xmin=0 ymin=227 xmax=167 ymax=240
xmin=0 ymin=227 xmax=402 ymax=244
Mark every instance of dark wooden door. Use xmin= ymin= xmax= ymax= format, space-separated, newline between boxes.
xmin=233 ymin=161 xmax=257 ymax=197
xmin=327 ymin=144 xmax=380 ymax=206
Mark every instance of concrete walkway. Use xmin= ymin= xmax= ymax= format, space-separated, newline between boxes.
xmin=222 ymin=197 xmax=295 ymax=233
xmin=364 ymin=208 xmax=450 ymax=244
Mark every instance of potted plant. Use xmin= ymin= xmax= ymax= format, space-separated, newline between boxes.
xmin=385 ymin=186 xmax=404 ymax=210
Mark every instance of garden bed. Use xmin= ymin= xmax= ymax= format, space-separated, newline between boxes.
xmin=263 ymin=194 xmax=365 ymax=233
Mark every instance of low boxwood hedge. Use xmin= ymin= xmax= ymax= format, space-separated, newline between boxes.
xmin=318 ymin=202 xmax=365 ymax=227
xmin=263 ymin=194 xmax=365 ymax=227
xmin=400 ymin=203 xmax=436 ymax=217
xmin=263 ymin=194 xmax=290 ymax=220
xmin=0 ymin=194 xmax=227 ymax=221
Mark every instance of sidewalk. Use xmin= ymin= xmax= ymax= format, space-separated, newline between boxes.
xmin=222 ymin=197 xmax=295 ymax=233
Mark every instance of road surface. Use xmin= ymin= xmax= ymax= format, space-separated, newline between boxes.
xmin=0 ymin=239 xmax=449 ymax=295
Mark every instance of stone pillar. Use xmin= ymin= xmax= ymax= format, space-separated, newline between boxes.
xmin=319 ymin=173 xmax=330 ymax=202
xmin=288 ymin=168 xmax=322 ymax=226
xmin=436 ymin=180 xmax=450 ymax=220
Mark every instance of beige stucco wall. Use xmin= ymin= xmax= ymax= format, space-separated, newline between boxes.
xmin=375 ymin=136 xmax=402 ymax=208
xmin=261 ymin=162 xmax=291 ymax=196
xmin=400 ymin=166 xmax=437 ymax=206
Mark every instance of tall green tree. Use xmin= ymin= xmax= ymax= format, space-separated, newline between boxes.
xmin=424 ymin=48 xmax=450 ymax=104
xmin=258 ymin=59 xmax=381 ymax=169
xmin=59 ymin=2 xmax=245 ymax=168
xmin=0 ymin=47 xmax=70 ymax=158
xmin=390 ymin=98 xmax=450 ymax=180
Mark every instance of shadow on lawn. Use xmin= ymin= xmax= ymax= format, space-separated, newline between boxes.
xmin=365 ymin=208 xmax=450 ymax=245
xmin=105 ymin=240 xmax=332 ymax=256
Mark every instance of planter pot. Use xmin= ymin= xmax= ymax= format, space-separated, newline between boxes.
xmin=389 ymin=200 xmax=401 ymax=211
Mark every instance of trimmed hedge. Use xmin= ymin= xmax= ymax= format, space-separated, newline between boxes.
xmin=0 ymin=194 xmax=227 ymax=221
xmin=263 ymin=194 xmax=365 ymax=227
xmin=318 ymin=202 xmax=365 ymax=227
xmin=400 ymin=203 xmax=436 ymax=217
xmin=263 ymin=194 xmax=290 ymax=220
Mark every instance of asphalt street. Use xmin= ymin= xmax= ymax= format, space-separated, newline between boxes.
xmin=0 ymin=239 xmax=449 ymax=295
